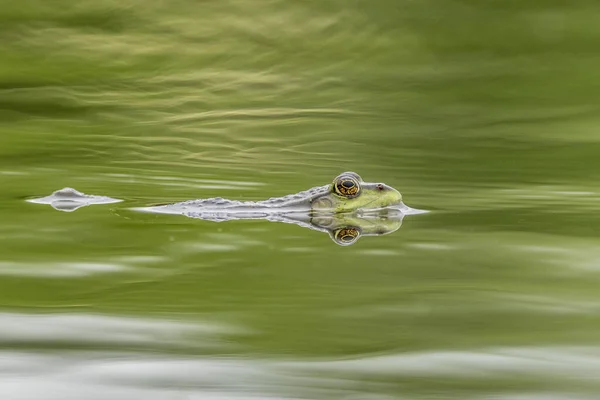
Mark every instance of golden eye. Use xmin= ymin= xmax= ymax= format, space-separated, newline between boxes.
xmin=333 ymin=227 xmax=361 ymax=245
xmin=334 ymin=177 xmax=361 ymax=198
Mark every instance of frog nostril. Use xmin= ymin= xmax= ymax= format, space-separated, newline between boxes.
xmin=376 ymin=184 xmax=384 ymax=191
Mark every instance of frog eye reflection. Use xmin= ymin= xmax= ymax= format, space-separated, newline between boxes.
xmin=333 ymin=227 xmax=361 ymax=246
xmin=334 ymin=177 xmax=361 ymax=197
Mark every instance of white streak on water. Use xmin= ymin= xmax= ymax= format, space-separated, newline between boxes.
xmin=0 ymin=313 xmax=242 ymax=348
xmin=0 ymin=346 xmax=599 ymax=400
xmin=0 ymin=312 xmax=598 ymax=399
xmin=0 ymin=262 xmax=130 ymax=277
xmin=0 ymin=171 xmax=27 ymax=176
xmin=286 ymin=347 xmax=600 ymax=379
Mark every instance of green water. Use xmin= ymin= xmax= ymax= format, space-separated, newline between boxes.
xmin=2 ymin=1 xmax=600 ymax=398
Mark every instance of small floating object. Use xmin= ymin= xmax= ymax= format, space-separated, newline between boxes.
xmin=27 ymin=187 xmax=122 ymax=212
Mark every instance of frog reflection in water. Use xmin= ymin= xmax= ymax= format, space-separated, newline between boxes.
xmin=284 ymin=210 xmax=406 ymax=246
xmin=28 ymin=172 xmax=424 ymax=245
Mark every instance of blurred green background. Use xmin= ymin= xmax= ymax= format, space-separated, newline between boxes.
xmin=1 ymin=0 xmax=600 ymax=399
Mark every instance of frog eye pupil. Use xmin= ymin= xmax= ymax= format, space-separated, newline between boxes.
xmin=334 ymin=177 xmax=360 ymax=197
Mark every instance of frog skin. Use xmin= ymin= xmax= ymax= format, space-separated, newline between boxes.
xmin=138 ymin=172 xmax=418 ymax=218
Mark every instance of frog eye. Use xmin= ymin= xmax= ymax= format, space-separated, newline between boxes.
xmin=333 ymin=176 xmax=361 ymax=198
xmin=332 ymin=227 xmax=361 ymax=246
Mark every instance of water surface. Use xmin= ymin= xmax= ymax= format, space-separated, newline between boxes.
xmin=2 ymin=1 xmax=600 ymax=398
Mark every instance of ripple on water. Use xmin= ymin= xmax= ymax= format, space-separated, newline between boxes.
xmin=175 ymin=233 xmax=265 ymax=254
xmin=111 ymin=256 xmax=166 ymax=264
xmin=96 ymin=174 xmax=265 ymax=191
xmin=181 ymin=243 xmax=240 ymax=253
xmin=0 ymin=171 xmax=28 ymax=176
xmin=0 ymin=312 xmax=242 ymax=349
xmin=285 ymin=346 xmax=600 ymax=379
xmin=438 ymin=184 xmax=600 ymax=212
xmin=357 ymin=249 xmax=402 ymax=256
xmin=1 ymin=345 xmax=600 ymax=399
xmin=0 ymin=262 xmax=131 ymax=277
